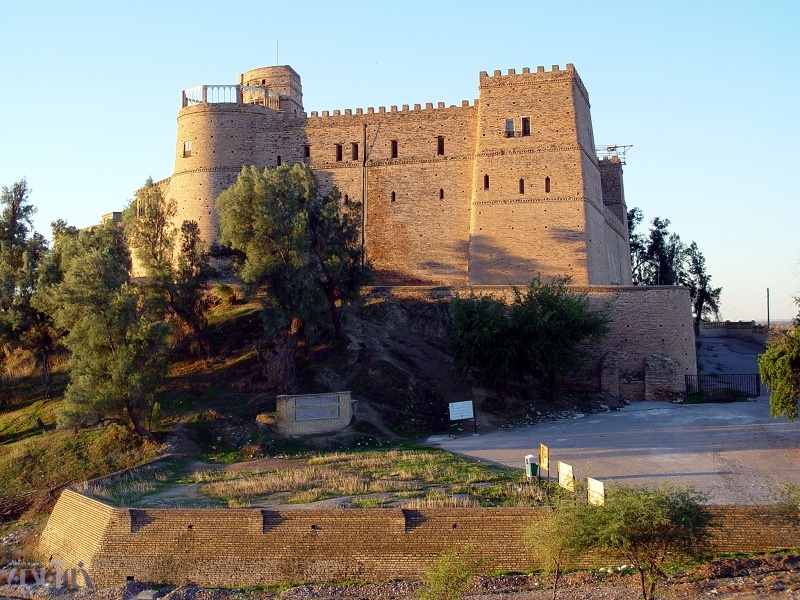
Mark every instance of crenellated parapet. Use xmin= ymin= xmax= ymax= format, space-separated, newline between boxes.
xmin=308 ymin=99 xmax=476 ymax=119
xmin=479 ymin=64 xmax=590 ymax=105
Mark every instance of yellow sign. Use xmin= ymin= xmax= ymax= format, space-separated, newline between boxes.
xmin=539 ymin=443 xmax=549 ymax=472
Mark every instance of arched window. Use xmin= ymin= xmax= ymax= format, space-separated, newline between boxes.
xmin=483 ymin=175 xmax=490 ymax=190
xmin=276 ymin=155 xmax=282 ymax=166
xmin=545 ymin=177 xmax=551 ymax=193
xmin=439 ymin=188 xmax=444 ymax=200
xmin=391 ymin=191 xmax=396 ymax=202
xmin=519 ymin=179 xmax=525 ymax=194
xmin=344 ymin=194 xmax=349 ymax=202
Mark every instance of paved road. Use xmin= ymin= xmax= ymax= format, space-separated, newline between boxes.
xmin=431 ymin=399 xmax=800 ymax=504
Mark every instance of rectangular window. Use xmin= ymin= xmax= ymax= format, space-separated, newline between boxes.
xmin=303 ymin=145 xmax=310 ymax=159
xmin=521 ymin=117 xmax=531 ymax=136
xmin=391 ymin=140 xmax=398 ymax=159
xmin=182 ymin=140 xmax=192 ymax=157
xmin=437 ymin=136 xmax=444 ymax=156
xmin=351 ymin=142 xmax=359 ymax=161
xmin=335 ymin=144 xmax=343 ymax=162
xmin=505 ymin=119 xmax=515 ymax=138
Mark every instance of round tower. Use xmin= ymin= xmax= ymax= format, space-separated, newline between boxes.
xmin=238 ymin=65 xmax=304 ymax=117
xmin=166 ymin=67 xmax=305 ymax=255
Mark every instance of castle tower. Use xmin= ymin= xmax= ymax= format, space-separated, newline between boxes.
xmin=468 ymin=65 xmax=630 ymax=285
xmin=166 ymin=67 xmax=305 ymax=254
xmin=238 ymin=66 xmax=304 ymax=117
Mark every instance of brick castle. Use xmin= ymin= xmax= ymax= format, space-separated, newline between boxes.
xmin=164 ymin=64 xmax=630 ymax=286
xmin=148 ymin=62 xmax=697 ymax=401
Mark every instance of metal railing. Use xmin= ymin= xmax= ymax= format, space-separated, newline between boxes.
xmin=181 ymin=85 xmax=281 ymax=110
xmin=685 ymin=373 xmax=761 ymax=398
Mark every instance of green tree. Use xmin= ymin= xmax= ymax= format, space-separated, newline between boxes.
xmin=123 ymin=178 xmax=213 ymax=354
xmin=36 ymin=223 xmax=170 ymax=438
xmin=216 ymin=164 xmax=369 ymax=391
xmin=627 ymin=207 xmax=648 ymax=285
xmin=644 ymin=217 xmax=685 ymax=286
xmin=682 ymin=241 xmax=722 ymax=323
xmin=0 ymin=180 xmax=59 ymax=398
xmin=417 ymin=546 xmax=483 ymax=600
xmin=307 ymin=188 xmax=370 ymax=338
xmin=448 ymin=277 xmax=609 ymax=401
xmin=448 ymin=294 xmax=516 ymax=395
xmin=759 ymin=320 xmax=800 ymax=421
xmin=589 ymin=484 xmax=712 ymax=600
xmin=526 ymin=498 xmax=595 ymax=600
xmin=511 ymin=276 xmax=610 ymax=401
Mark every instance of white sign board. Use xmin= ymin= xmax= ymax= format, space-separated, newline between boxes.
xmin=587 ymin=477 xmax=605 ymax=506
xmin=557 ymin=461 xmax=574 ymax=491
xmin=449 ymin=400 xmax=474 ymax=421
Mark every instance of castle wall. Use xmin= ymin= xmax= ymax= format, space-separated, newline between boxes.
xmin=39 ymin=489 xmax=800 ymax=588
xmin=303 ymin=106 xmax=476 ymax=284
xmin=165 ymin=64 xmax=633 ymax=288
xmin=363 ymin=285 xmax=696 ymax=400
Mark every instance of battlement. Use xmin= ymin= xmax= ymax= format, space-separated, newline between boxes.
xmin=479 ymin=64 xmax=589 ymax=104
xmin=308 ymin=99 xmax=476 ymax=119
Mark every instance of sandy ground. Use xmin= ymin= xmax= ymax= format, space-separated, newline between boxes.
xmin=431 ymin=337 xmax=800 ymax=504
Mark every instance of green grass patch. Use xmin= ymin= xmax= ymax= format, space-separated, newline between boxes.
xmin=0 ymin=424 xmax=161 ymax=500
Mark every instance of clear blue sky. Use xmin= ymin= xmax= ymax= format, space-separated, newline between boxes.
xmin=1 ymin=0 xmax=797 ymax=320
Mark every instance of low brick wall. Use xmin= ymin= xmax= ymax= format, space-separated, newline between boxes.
xmin=38 ymin=490 xmax=799 ymax=588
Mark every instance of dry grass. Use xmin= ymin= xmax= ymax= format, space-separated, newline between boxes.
xmin=402 ymin=491 xmax=481 ymax=508
xmin=200 ymin=465 xmax=419 ymax=501
xmin=308 ymin=449 xmax=502 ymax=484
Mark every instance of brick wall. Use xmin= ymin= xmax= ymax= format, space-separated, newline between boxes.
xmin=38 ymin=490 xmax=800 ymax=588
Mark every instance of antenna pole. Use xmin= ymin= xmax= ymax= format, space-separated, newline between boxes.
xmin=276 ymin=39 xmax=279 ymax=65
xmin=767 ymin=287 xmax=770 ymax=330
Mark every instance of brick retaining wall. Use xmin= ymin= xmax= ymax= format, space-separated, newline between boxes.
xmin=38 ymin=490 xmax=799 ymax=588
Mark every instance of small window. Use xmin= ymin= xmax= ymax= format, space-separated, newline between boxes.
xmin=335 ymin=144 xmax=343 ymax=162
xmin=437 ymin=136 xmax=444 ymax=156
xmin=344 ymin=194 xmax=349 ymax=202
xmin=182 ymin=140 xmax=192 ymax=157
xmin=483 ymin=175 xmax=489 ymax=190
xmin=505 ymin=119 xmax=514 ymax=138
xmin=303 ymin=145 xmax=310 ymax=158
xmin=521 ymin=117 xmax=531 ymax=136
xmin=519 ymin=179 xmax=525 ymax=194
xmin=351 ymin=142 xmax=359 ymax=161
xmin=439 ymin=188 xmax=444 ymax=200
xmin=391 ymin=191 xmax=396 ymax=202
xmin=391 ymin=140 xmax=398 ymax=158
xmin=276 ymin=155 xmax=282 ymax=166
xmin=545 ymin=177 xmax=551 ymax=193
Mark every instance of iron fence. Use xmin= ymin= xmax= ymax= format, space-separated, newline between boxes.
xmin=685 ymin=373 xmax=761 ymax=398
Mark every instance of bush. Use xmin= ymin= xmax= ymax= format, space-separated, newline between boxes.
xmin=417 ymin=546 xmax=483 ymax=600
